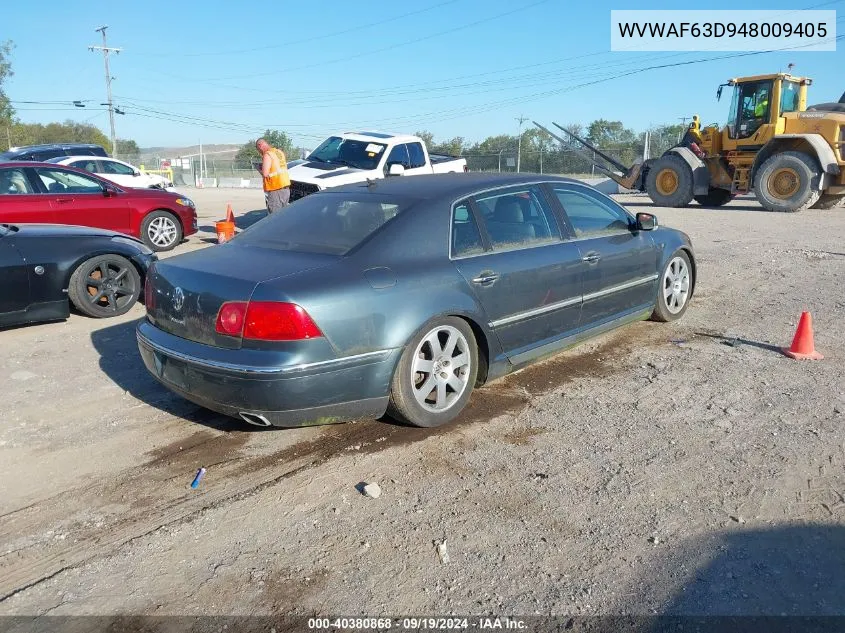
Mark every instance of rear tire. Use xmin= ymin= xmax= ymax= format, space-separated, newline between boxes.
xmin=646 ymin=154 xmax=695 ymax=208
xmin=68 ymin=254 xmax=141 ymax=318
xmin=754 ymin=151 xmax=821 ymax=213
xmin=694 ymin=188 xmax=733 ymax=207
xmin=141 ymin=210 xmax=182 ymax=251
xmin=812 ymin=194 xmax=845 ymax=210
xmin=651 ymin=251 xmax=693 ymax=323
xmin=387 ymin=317 xmax=478 ymax=428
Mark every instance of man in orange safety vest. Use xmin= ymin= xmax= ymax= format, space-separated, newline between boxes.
xmin=256 ymin=138 xmax=291 ymax=213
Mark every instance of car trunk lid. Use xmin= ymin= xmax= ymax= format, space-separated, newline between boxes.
xmin=146 ymin=243 xmax=338 ymax=348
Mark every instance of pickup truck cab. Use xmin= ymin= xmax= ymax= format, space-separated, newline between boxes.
xmin=288 ymin=131 xmax=467 ymax=201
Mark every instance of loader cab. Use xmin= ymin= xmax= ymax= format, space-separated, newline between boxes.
xmin=721 ymin=74 xmax=809 ymax=151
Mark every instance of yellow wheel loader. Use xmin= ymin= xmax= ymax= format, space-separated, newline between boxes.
xmin=536 ymin=72 xmax=845 ymax=212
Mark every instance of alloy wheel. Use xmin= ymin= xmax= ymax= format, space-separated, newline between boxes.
xmin=85 ymin=260 xmax=138 ymax=313
xmin=411 ymin=325 xmax=472 ymax=412
xmin=148 ymin=216 xmax=178 ymax=248
xmin=662 ymin=256 xmax=690 ymax=314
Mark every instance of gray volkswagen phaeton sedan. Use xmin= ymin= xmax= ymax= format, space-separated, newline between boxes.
xmin=137 ymin=173 xmax=695 ymax=428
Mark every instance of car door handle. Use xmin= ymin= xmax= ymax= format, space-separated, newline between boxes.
xmin=54 ymin=198 xmax=73 ymax=204
xmin=582 ymin=253 xmax=601 ymax=263
xmin=472 ymin=273 xmax=499 ymax=285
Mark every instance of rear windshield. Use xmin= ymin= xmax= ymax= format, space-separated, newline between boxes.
xmin=233 ymin=191 xmax=416 ymax=255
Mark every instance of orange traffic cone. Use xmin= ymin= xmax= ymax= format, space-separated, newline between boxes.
xmin=782 ymin=311 xmax=823 ymax=360
xmin=216 ymin=204 xmax=236 ymax=244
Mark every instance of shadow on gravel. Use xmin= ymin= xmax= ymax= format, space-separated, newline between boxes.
xmin=90 ymin=317 xmax=270 ymax=433
xmin=651 ymin=525 xmax=845 ymax=617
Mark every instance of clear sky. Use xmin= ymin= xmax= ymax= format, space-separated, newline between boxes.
xmin=3 ymin=0 xmax=843 ymax=149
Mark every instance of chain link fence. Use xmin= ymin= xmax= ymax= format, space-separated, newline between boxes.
xmin=126 ymin=135 xmax=664 ymax=189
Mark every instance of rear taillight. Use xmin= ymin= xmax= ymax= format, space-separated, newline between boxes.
xmin=144 ymin=276 xmax=155 ymax=311
xmin=216 ymin=301 xmax=247 ymax=336
xmin=215 ymin=301 xmax=322 ymax=341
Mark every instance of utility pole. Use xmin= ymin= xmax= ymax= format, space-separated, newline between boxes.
xmin=677 ymin=116 xmax=690 ymax=144
xmin=89 ymin=26 xmax=121 ymax=156
xmin=515 ymin=115 xmax=528 ymax=172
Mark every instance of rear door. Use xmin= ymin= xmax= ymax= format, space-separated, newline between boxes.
xmin=0 ymin=228 xmax=30 ymax=319
xmin=548 ymin=183 xmax=659 ymax=326
xmin=451 ymin=184 xmax=583 ymax=358
xmin=32 ymin=166 xmax=131 ymax=234
xmin=0 ymin=166 xmax=56 ymax=223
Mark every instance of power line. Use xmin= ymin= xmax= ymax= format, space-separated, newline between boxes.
xmin=137 ymin=0 xmax=461 ymax=58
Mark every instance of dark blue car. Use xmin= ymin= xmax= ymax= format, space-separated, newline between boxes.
xmin=137 ymin=173 xmax=695 ymax=428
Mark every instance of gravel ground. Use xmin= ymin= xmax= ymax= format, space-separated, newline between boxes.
xmin=1 ymin=188 xmax=844 ymax=618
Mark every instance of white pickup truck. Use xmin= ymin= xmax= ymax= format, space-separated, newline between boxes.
xmin=288 ymin=131 xmax=468 ymax=201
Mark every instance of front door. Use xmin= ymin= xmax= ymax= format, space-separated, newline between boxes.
xmin=0 ymin=166 xmax=56 ymax=223
xmin=550 ymin=183 xmax=659 ymax=326
xmin=0 ymin=230 xmax=30 ymax=320
xmin=33 ymin=166 xmax=131 ymax=234
xmin=451 ymin=185 xmax=583 ymax=357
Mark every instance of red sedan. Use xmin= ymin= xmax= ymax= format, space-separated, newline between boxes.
xmin=0 ymin=162 xmax=198 ymax=251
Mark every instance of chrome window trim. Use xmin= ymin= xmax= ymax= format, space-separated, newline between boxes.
xmin=448 ymin=180 xmax=562 ymax=261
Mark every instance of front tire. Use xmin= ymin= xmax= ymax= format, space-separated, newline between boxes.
xmin=68 ymin=254 xmax=141 ymax=318
xmin=141 ymin=210 xmax=182 ymax=251
xmin=646 ymin=154 xmax=695 ymax=208
xmin=754 ymin=151 xmax=821 ymax=213
xmin=651 ymin=251 xmax=693 ymax=323
xmin=387 ymin=317 xmax=478 ymax=428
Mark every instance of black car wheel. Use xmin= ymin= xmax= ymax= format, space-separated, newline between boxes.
xmin=68 ymin=254 xmax=141 ymax=318
xmin=142 ymin=210 xmax=182 ymax=251
xmin=651 ymin=250 xmax=693 ymax=322
xmin=387 ymin=316 xmax=479 ymax=428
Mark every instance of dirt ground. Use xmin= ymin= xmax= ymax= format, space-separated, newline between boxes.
xmin=2 ymin=186 xmax=845 ymax=619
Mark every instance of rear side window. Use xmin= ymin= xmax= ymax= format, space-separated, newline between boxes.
xmin=234 ymin=192 xmax=416 ymax=255
xmin=451 ymin=200 xmax=484 ymax=257
xmin=407 ymin=143 xmax=426 ymax=168
xmin=0 ymin=168 xmax=35 ymax=194
xmin=70 ymin=159 xmax=100 ymax=173
xmin=473 ymin=185 xmax=560 ymax=251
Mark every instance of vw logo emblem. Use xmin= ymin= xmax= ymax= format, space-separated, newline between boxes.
xmin=172 ymin=287 xmax=184 ymax=311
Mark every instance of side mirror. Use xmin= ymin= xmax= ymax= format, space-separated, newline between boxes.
xmin=635 ymin=212 xmax=657 ymax=231
xmin=103 ymin=186 xmax=118 ymax=198
xmin=133 ymin=169 xmax=141 ymax=177
xmin=387 ymin=163 xmax=405 ymax=177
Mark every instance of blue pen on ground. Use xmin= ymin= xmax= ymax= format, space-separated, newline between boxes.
xmin=191 ymin=467 xmax=207 ymax=489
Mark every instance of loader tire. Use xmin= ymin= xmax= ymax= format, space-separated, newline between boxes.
xmin=694 ymin=188 xmax=733 ymax=207
xmin=754 ymin=151 xmax=821 ymax=213
xmin=646 ymin=154 xmax=695 ymax=208
xmin=812 ymin=194 xmax=845 ymax=210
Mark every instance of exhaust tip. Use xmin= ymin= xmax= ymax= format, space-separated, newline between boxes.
xmin=239 ymin=412 xmax=272 ymax=427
